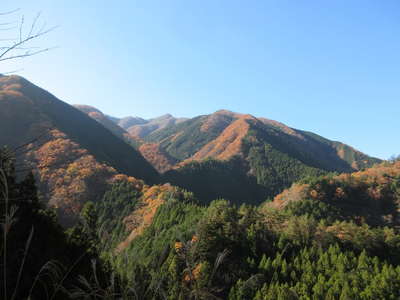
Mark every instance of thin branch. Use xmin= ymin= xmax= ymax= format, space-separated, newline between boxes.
xmin=0 ymin=47 xmax=56 ymax=62
xmin=28 ymin=12 xmax=41 ymax=37
xmin=0 ymin=9 xmax=20 ymax=16
xmin=0 ymin=46 xmax=40 ymax=50
xmin=0 ymin=26 xmax=58 ymax=61
xmin=0 ymin=9 xmax=58 ymax=67
xmin=11 ymin=227 xmax=34 ymax=300
xmin=18 ymin=15 xmax=24 ymax=43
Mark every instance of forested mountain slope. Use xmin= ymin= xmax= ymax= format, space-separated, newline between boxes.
xmin=73 ymin=104 xmax=143 ymax=149
xmin=148 ymin=110 xmax=381 ymax=204
xmin=78 ymin=105 xmax=380 ymax=205
xmin=272 ymin=160 xmax=400 ymax=226
xmin=96 ymin=159 xmax=400 ymax=299
xmin=1 ymin=76 xmax=397 ymax=300
xmin=0 ymin=75 xmax=158 ymax=224
xmin=110 ymin=113 xmax=188 ymax=139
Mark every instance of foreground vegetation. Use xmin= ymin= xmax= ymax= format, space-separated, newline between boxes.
xmin=1 ymin=146 xmax=400 ymax=299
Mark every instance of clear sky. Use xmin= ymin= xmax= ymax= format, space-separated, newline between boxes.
xmin=1 ymin=1 xmax=399 ymax=159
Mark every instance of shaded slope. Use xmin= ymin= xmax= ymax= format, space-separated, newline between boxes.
xmin=138 ymin=143 xmax=178 ymax=173
xmin=0 ymin=75 xmax=158 ymax=224
xmin=110 ymin=113 xmax=188 ymax=139
xmin=163 ymin=157 xmax=264 ymax=205
xmin=187 ymin=114 xmax=253 ymax=161
xmin=149 ymin=110 xmax=380 ymax=172
xmin=74 ymin=104 xmax=143 ymax=148
xmin=74 ymin=104 xmax=128 ymax=139
xmin=0 ymin=75 xmax=158 ymax=182
xmin=117 ymin=116 xmax=147 ymax=129
xmin=147 ymin=110 xmax=239 ymax=160
xmin=157 ymin=110 xmax=380 ymax=204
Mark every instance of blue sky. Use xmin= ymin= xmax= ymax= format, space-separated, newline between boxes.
xmin=1 ymin=1 xmax=399 ymax=159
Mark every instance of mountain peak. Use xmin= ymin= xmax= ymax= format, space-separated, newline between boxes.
xmin=152 ymin=113 xmax=174 ymax=121
xmin=213 ymin=109 xmax=240 ymax=116
xmin=73 ymin=104 xmax=103 ymax=115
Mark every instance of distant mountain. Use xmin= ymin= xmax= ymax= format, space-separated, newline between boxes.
xmin=0 ymin=75 xmax=158 ymax=225
xmin=109 ymin=113 xmax=188 ymax=139
xmin=117 ymin=116 xmax=147 ymax=129
xmin=138 ymin=143 xmax=179 ymax=173
xmin=142 ymin=110 xmax=381 ymax=204
xmin=71 ymin=104 xmax=381 ymax=205
xmin=73 ymin=105 xmax=128 ymax=139
xmin=73 ymin=104 xmax=141 ymax=147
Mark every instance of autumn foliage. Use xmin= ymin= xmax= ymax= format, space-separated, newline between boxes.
xmin=138 ymin=143 xmax=178 ymax=173
xmin=24 ymin=129 xmax=144 ymax=226
xmin=272 ymin=160 xmax=400 ymax=225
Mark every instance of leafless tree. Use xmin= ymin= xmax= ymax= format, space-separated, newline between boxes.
xmin=0 ymin=8 xmax=57 ymax=70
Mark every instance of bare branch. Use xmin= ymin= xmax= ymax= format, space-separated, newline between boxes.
xmin=19 ymin=15 xmax=24 ymax=42
xmin=0 ymin=9 xmax=20 ymax=16
xmin=0 ymin=9 xmax=57 ymax=68
xmin=0 ymin=46 xmax=57 ymax=62
xmin=0 ymin=26 xmax=58 ymax=61
xmin=0 ymin=46 xmax=40 ymax=50
xmin=28 ymin=12 xmax=41 ymax=37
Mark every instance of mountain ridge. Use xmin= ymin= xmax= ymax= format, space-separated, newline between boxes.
xmin=75 ymin=103 xmax=381 ymax=205
xmin=0 ymin=75 xmax=158 ymax=225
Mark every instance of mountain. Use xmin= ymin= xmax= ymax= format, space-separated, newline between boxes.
xmin=75 ymin=105 xmax=182 ymax=172
xmin=0 ymin=75 xmax=158 ymax=225
xmin=73 ymin=105 xmax=129 ymax=140
xmin=3 ymin=78 xmax=398 ymax=300
xmin=110 ymin=113 xmax=188 ymax=139
xmin=272 ymin=160 xmax=400 ymax=226
xmin=69 ymin=104 xmax=381 ymax=206
xmin=143 ymin=110 xmax=381 ymax=204
xmin=117 ymin=116 xmax=147 ymax=129
xmin=73 ymin=104 xmax=142 ymax=147
xmin=104 ymin=160 xmax=400 ymax=300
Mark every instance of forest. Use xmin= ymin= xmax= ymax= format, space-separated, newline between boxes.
xmin=0 ymin=7 xmax=398 ymax=299
xmin=1 ymin=145 xmax=400 ymax=299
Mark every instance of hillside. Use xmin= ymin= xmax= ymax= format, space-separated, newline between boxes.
xmin=111 ymin=113 xmax=188 ymax=139
xmin=2 ymin=79 xmax=397 ymax=300
xmin=144 ymin=110 xmax=381 ymax=204
xmin=66 ymin=104 xmax=381 ymax=205
xmin=75 ymin=105 xmax=182 ymax=170
xmin=73 ymin=105 xmax=128 ymax=140
xmin=0 ymin=75 xmax=158 ymax=224
xmin=272 ymin=160 xmax=400 ymax=226
xmin=74 ymin=104 xmax=142 ymax=148
xmin=146 ymin=110 xmax=239 ymax=160
xmin=97 ymin=160 xmax=400 ymax=300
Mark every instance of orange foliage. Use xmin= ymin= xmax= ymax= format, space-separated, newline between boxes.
xmin=116 ymin=184 xmax=177 ymax=252
xmin=191 ymin=235 xmax=198 ymax=243
xmin=200 ymin=109 xmax=239 ymax=132
xmin=272 ymin=183 xmax=309 ymax=208
xmin=183 ymin=263 xmax=203 ymax=282
xmin=351 ymin=161 xmax=400 ymax=184
xmin=24 ymin=129 xmax=126 ymax=226
xmin=272 ymin=161 xmax=400 ymax=212
xmin=175 ymin=242 xmax=184 ymax=252
xmin=187 ymin=115 xmax=254 ymax=162
xmin=139 ymin=143 xmax=177 ymax=173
